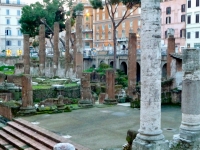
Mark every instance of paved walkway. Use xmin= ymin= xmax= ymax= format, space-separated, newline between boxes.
xmin=21 ymin=104 xmax=182 ymax=150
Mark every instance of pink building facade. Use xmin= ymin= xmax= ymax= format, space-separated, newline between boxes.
xmin=161 ymin=0 xmax=186 ymax=51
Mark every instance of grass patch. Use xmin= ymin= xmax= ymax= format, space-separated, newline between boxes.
xmin=32 ymin=85 xmax=51 ymax=90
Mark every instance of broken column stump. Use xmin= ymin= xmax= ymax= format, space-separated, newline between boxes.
xmin=78 ymin=73 xmax=93 ymax=107
xmin=104 ymin=69 xmax=117 ymax=105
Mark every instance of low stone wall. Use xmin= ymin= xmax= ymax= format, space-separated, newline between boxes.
xmin=33 ymin=86 xmax=80 ymax=102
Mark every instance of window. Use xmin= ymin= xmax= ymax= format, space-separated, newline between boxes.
xmin=6 ymin=19 xmax=10 ymax=25
xmin=122 ymin=10 xmax=125 ymax=16
xmin=130 ymin=9 xmax=133 ymax=15
xmin=86 ymin=16 xmax=89 ymax=21
xmin=166 ymin=17 xmax=171 ymax=24
xmin=180 ymin=29 xmax=186 ymax=38
xmin=187 ymin=15 xmax=191 ymax=24
xmin=181 ymin=4 xmax=185 ymax=12
xmin=86 ymin=33 xmax=89 ymax=39
xmin=96 ymin=34 xmax=99 ymax=40
xmin=85 ymin=42 xmax=90 ymax=47
xmin=108 ymin=32 xmax=112 ymax=39
xmin=138 ymin=20 xmax=141 ymax=26
xmin=165 ymin=31 xmax=167 ymax=38
xmin=130 ymin=21 xmax=133 ymax=27
xmin=6 ymin=9 xmax=9 ymax=15
xmin=187 ymin=32 xmax=191 ymax=39
xmin=18 ymin=29 xmax=22 ymax=36
xmin=116 ymin=31 xmax=118 ymax=38
xmin=196 ymin=14 xmax=199 ymax=23
xmin=97 ymin=14 xmax=99 ymax=21
xmin=18 ymin=40 xmax=21 ymax=46
xmin=122 ymin=22 xmax=125 ymax=28
xmin=166 ymin=7 xmax=171 ymax=14
xmin=195 ymin=31 xmax=199 ymax=38
xmin=17 ymin=10 xmax=21 ymax=16
xmin=188 ymin=0 xmax=191 ymax=8
xmin=5 ymin=29 xmax=11 ymax=35
xmin=102 ymin=25 xmax=105 ymax=30
xmin=102 ymin=33 xmax=105 ymax=39
xmin=122 ymin=30 xmax=125 ymax=38
xmin=6 ymin=40 xmax=12 ymax=46
xmin=17 ymin=19 xmax=20 ymax=25
xmin=194 ymin=43 xmax=200 ymax=48
xmin=102 ymin=13 xmax=105 ymax=20
xmin=115 ymin=12 xmax=118 ymax=18
xmin=97 ymin=26 xmax=99 ymax=31
xmin=6 ymin=0 xmax=9 ymax=4
xmin=181 ymin=15 xmax=185 ymax=22
xmin=197 ymin=0 xmax=199 ymax=6
xmin=17 ymin=0 xmax=20 ymax=4
xmin=108 ymin=24 xmax=112 ymax=29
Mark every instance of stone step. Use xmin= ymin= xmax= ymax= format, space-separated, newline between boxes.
xmin=2 ymin=126 xmax=50 ymax=150
xmin=14 ymin=118 xmax=64 ymax=143
xmin=0 ymin=130 xmax=27 ymax=149
xmin=7 ymin=121 xmax=57 ymax=148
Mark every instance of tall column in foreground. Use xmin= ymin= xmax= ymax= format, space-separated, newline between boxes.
xmin=133 ymin=0 xmax=169 ymax=149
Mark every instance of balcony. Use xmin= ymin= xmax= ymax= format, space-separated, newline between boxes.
xmin=117 ymin=37 xmax=128 ymax=42
xmin=83 ymin=38 xmax=93 ymax=41
xmin=82 ymin=28 xmax=93 ymax=32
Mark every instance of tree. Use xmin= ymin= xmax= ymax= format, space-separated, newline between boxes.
xmin=89 ymin=0 xmax=140 ymax=72
xmin=19 ymin=0 xmax=84 ymax=49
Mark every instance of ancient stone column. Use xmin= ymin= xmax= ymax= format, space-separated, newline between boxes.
xmin=20 ymin=74 xmax=36 ymax=114
xmin=23 ymin=34 xmax=30 ymax=74
xmin=75 ymin=11 xmax=83 ymax=78
xmin=79 ymin=73 xmax=93 ymax=107
xmin=178 ymin=48 xmax=200 ymax=147
xmin=65 ymin=19 xmax=71 ymax=77
xmin=128 ymin=33 xmax=137 ymax=98
xmin=167 ymin=34 xmax=175 ymax=78
xmin=104 ymin=69 xmax=117 ymax=105
xmin=133 ymin=0 xmax=169 ymax=149
xmin=39 ymin=24 xmax=46 ymax=76
xmin=53 ymin=22 xmax=60 ymax=77
xmin=72 ymin=33 xmax=77 ymax=73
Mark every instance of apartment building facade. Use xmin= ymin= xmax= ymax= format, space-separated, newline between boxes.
xmin=93 ymin=4 xmax=140 ymax=51
xmin=0 ymin=0 xmax=26 ymax=56
xmin=186 ymin=0 xmax=200 ymax=48
xmin=160 ymin=0 xmax=186 ymax=52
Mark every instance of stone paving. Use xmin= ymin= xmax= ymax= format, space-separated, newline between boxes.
xmin=21 ymin=104 xmax=181 ymax=150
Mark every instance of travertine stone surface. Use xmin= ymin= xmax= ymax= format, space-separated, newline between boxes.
xmin=75 ymin=11 xmax=83 ymax=78
xmin=23 ymin=34 xmax=30 ymax=74
xmin=167 ymin=35 xmax=175 ymax=78
xmin=180 ymin=48 xmax=200 ymax=141
xmin=39 ymin=24 xmax=46 ymax=76
xmin=53 ymin=22 xmax=60 ymax=76
xmin=133 ymin=0 xmax=167 ymax=148
xmin=128 ymin=33 xmax=137 ymax=98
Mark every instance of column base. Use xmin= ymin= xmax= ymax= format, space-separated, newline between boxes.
xmin=132 ymin=137 xmax=169 ymax=150
xmin=78 ymin=99 xmax=93 ymax=108
xmin=18 ymin=107 xmax=36 ymax=115
xmin=170 ymin=134 xmax=200 ymax=150
xmin=103 ymin=98 xmax=117 ymax=105
xmin=180 ymin=128 xmax=200 ymax=141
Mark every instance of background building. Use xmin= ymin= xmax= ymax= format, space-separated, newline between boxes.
xmin=0 ymin=0 xmax=26 ymax=56
xmin=186 ymin=0 xmax=200 ymax=48
xmin=93 ymin=4 xmax=140 ymax=52
xmin=160 ymin=0 xmax=186 ymax=52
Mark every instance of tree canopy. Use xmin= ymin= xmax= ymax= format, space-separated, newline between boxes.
xmin=19 ymin=0 xmax=84 ymax=38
